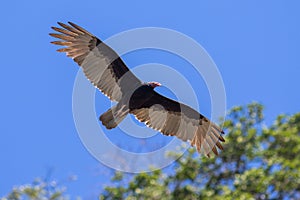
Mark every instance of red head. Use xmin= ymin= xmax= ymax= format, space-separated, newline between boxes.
xmin=147 ymin=81 xmax=162 ymax=88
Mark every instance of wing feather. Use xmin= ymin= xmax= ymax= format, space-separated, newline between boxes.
xmin=131 ymin=91 xmax=225 ymax=156
xmin=50 ymin=22 xmax=142 ymax=101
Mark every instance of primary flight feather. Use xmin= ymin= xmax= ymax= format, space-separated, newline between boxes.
xmin=50 ymin=22 xmax=225 ymax=157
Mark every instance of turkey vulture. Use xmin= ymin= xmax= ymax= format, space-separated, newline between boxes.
xmin=50 ymin=22 xmax=225 ymax=157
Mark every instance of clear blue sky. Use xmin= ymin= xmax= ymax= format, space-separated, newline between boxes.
xmin=1 ymin=0 xmax=299 ymax=198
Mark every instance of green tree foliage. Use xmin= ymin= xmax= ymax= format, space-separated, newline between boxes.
xmin=100 ymin=103 xmax=300 ymax=200
xmin=3 ymin=103 xmax=299 ymax=199
xmin=1 ymin=177 xmax=79 ymax=200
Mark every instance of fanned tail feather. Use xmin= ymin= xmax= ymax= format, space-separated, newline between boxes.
xmin=99 ymin=104 xmax=129 ymax=129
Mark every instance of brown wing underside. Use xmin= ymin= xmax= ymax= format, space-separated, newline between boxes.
xmin=50 ymin=22 xmax=142 ymax=101
xmin=131 ymin=91 xmax=225 ymax=157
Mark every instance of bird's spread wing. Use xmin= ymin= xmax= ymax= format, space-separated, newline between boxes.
xmin=50 ymin=22 xmax=142 ymax=102
xmin=130 ymin=91 xmax=225 ymax=156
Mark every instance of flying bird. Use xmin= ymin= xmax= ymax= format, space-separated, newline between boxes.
xmin=50 ymin=22 xmax=225 ymax=157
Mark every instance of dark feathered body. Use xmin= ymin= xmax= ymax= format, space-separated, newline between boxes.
xmin=129 ymin=85 xmax=156 ymax=110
